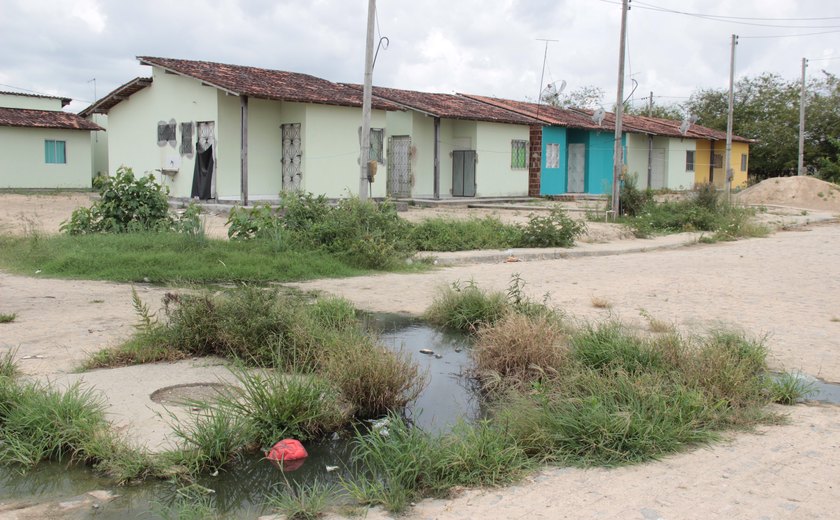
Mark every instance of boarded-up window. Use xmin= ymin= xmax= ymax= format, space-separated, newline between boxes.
xmin=713 ymin=153 xmax=723 ymax=169
xmin=45 ymin=140 xmax=66 ymax=164
xmin=685 ymin=150 xmax=695 ymax=172
xmin=157 ymin=119 xmax=176 ymax=147
xmin=545 ymin=143 xmax=560 ymax=169
xmin=740 ymin=153 xmax=748 ymax=172
xmin=180 ymin=122 xmax=194 ymax=156
xmin=359 ymin=127 xmax=385 ymax=163
xmin=511 ymin=140 xmax=528 ymax=169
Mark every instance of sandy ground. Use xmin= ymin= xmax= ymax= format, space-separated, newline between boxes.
xmin=1 ymin=192 xmax=840 ymax=518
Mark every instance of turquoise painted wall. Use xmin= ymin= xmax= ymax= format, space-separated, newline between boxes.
xmin=586 ymin=131 xmax=615 ymax=195
xmin=540 ymin=126 xmax=566 ymax=195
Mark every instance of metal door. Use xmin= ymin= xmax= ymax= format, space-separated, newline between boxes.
xmin=452 ymin=150 xmax=476 ymax=197
xmin=387 ymin=136 xmax=411 ymax=198
xmin=567 ymin=143 xmax=585 ymax=193
xmin=651 ymin=148 xmax=666 ymax=189
xmin=281 ymin=123 xmax=302 ymax=191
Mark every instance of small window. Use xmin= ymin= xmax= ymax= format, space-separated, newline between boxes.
xmin=45 ymin=140 xmax=66 ymax=164
xmin=546 ymin=143 xmax=560 ymax=169
xmin=740 ymin=153 xmax=747 ymax=172
xmin=685 ymin=150 xmax=695 ymax=172
xmin=358 ymin=127 xmax=385 ymax=163
xmin=180 ymin=122 xmax=194 ymax=155
xmin=713 ymin=153 xmax=723 ymax=169
xmin=511 ymin=140 xmax=528 ymax=169
xmin=157 ymin=120 xmax=176 ymax=147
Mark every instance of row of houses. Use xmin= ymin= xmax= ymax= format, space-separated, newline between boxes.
xmin=1 ymin=56 xmax=752 ymax=201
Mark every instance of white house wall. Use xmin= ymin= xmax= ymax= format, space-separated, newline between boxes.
xmin=665 ymin=138 xmax=696 ymax=190
xmin=89 ymin=113 xmax=108 ymax=179
xmin=107 ymin=68 xmax=218 ymax=196
xmin=0 ymin=127 xmax=91 ymax=188
xmin=474 ymin=121 xmax=529 ymax=197
xmin=0 ymin=93 xmax=63 ymax=111
xmin=625 ymin=133 xmax=650 ymax=188
xmin=302 ymin=103 xmax=388 ymax=198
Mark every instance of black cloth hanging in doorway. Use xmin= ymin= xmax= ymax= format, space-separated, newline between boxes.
xmin=191 ymin=142 xmax=214 ymax=200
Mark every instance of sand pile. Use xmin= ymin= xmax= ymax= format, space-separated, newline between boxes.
xmin=736 ymin=176 xmax=840 ymax=211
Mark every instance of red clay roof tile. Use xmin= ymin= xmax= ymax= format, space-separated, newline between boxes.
xmin=0 ymin=107 xmax=103 ymax=131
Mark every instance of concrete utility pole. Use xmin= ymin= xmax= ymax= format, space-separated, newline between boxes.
xmin=724 ymin=34 xmax=738 ymax=201
xmin=359 ymin=0 xmax=376 ymax=201
xmin=798 ymin=57 xmax=808 ymax=176
xmin=611 ymin=0 xmax=629 ymax=216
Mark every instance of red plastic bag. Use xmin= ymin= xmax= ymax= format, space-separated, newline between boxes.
xmin=266 ymin=439 xmax=308 ymax=471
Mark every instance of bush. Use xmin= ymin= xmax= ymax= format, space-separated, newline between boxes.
xmin=618 ymin=174 xmax=653 ymax=217
xmin=226 ymin=204 xmax=283 ymax=241
xmin=62 ymin=167 xmax=194 ymax=234
xmin=516 ymin=207 xmax=586 ymax=248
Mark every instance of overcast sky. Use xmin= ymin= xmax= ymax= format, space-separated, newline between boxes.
xmin=1 ymin=0 xmax=838 ymax=115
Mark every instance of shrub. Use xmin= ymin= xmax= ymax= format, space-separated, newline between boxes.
xmin=516 ymin=207 xmax=586 ymax=248
xmin=312 ymin=197 xmax=412 ymax=269
xmin=62 ymin=167 xmax=185 ymax=234
xmin=226 ymin=203 xmax=283 ymax=241
xmin=618 ymin=174 xmax=653 ymax=217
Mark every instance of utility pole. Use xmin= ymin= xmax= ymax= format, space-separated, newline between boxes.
xmin=647 ymin=91 xmax=653 ymax=189
xmin=611 ymin=0 xmax=629 ymax=217
xmin=359 ymin=0 xmax=376 ymax=201
xmin=798 ymin=57 xmax=808 ymax=176
xmin=724 ymin=34 xmax=738 ymax=201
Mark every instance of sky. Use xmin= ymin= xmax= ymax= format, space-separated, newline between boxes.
xmin=0 ymin=0 xmax=838 ymax=114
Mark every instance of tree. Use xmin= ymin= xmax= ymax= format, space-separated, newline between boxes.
xmin=625 ymin=102 xmax=684 ymax=121
xmin=684 ymin=72 xmax=840 ymax=180
xmin=542 ymin=85 xmax=605 ymax=110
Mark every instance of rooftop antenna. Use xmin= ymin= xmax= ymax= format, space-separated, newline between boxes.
xmin=540 ymin=80 xmax=566 ymax=105
xmin=535 ymin=38 xmax=558 ymax=119
xmin=592 ymin=107 xmax=606 ymax=126
xmin=679 ymin=114 xmax=698 ymax=135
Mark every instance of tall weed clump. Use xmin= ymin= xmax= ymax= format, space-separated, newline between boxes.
xmin=425 ymin=275 xmax=560 ymax=333
xmin=408 ymin=216 xmax=522 ymax=252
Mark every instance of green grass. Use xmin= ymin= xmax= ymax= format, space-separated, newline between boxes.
xmin=0 ymin=232 xmax=370 ymax=284
xmin=408 ymin=216 xmax=521 ymax=251
xmin=267 ymin=479 xmax=338 ymax=520
xmin=768 ymin=372 xmax=816 ymax=405
xmin=0 ymin=313 xmax=16 ymax=324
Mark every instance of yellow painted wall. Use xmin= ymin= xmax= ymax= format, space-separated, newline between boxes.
xmin=693 ymin=140 xmax=749 ymax=189
xmin=730 ymin=141 xmax=749 ymax=189
xmin=0 ymin=127 xmax=92 ymax=188
xmin=694 ymin=139 xmax=713 ymax=186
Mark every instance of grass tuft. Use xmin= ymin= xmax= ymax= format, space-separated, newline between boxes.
xmin=267 ymin=479 xmax=337 ymax=520
xmin=0 ymin=313 xmax=16 ymax=324
xmin=768 ymin=372 xmax=816 ymax=405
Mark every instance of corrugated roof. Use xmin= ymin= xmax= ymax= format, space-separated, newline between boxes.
xmin=350 ymin=86 xmax=540 ymax=125
xmin=137 ymin=56 xmax=398 ymax=110
xmin=0 ymin=107 xmax=103 ymax=131
xmin=78 ymin=77 xmax=152 ymax=117
xmin=0 ymin=91 xmax=72 ymax=107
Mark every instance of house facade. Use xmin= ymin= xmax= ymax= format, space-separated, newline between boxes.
xmin=0 ymin=92 xmax=101 ymax=189
xmin=85 ymin=57 xmax=396 ymax=203
xmin=364 ymin=87 xmax=538 ymax=199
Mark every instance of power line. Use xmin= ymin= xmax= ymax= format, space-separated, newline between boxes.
xmin=741 ymin=29 xmax=840 ymax=39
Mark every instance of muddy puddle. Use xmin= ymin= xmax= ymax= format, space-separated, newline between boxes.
xmin=0 ymin=315 xmax=475 ymax=519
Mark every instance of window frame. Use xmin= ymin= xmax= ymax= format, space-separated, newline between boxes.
xmin=713 ymin=153 xmax=724 ymax=169
xmin=511 ymin=139 xmax=528 ymax=169
xmin=545 ymin=143 xmax=560 ymax=169
xmin=44 ymin=139 xmax=66 ymax=164
xmin=685 ymin=150 xmax=695 ymax=172
xmin=740 ymin=153 xmax=748 ymax=172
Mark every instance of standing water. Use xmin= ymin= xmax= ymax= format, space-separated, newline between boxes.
xmin=0 ymin=315 xmax=475 ymax=519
